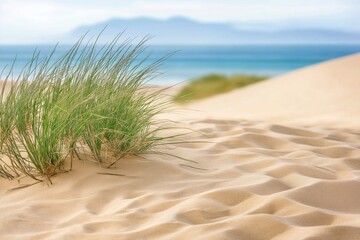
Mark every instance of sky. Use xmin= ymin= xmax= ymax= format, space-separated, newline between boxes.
xmin=0 ymin=0 xmax=359 ymax=44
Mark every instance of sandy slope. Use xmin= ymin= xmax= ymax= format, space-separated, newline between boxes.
xmin=189 ymin=53 xmax=360 ymax=128
xmin=1 ymin=54 xmax=360 ymax=240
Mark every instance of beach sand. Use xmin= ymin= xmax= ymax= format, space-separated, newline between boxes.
xmin=1 ymin=54 xmax=360 ymax=240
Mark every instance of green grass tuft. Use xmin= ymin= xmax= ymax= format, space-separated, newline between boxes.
xmin=173 ymin=74 xmax=267 ymax=103
xmin=0 ymin=33 xmax=177 ymax=182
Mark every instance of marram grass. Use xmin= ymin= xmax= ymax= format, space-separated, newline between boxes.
xmin=173 ymin=74 xmax=267 ymax=103
xmin=0 ymin=34 xmax=177 ymax=182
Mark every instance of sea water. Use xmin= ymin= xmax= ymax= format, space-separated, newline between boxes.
xmin=1 ymin=44 xmax=360 ymax=84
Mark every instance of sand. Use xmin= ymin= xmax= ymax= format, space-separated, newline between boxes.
xmin=0 ymin=54 xmax=360 ymax=240
xmin=189 ymin=53 xmax=360 ymax=128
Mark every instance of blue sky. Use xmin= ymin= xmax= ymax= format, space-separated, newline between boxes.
xmin=0 ymin=0 xmax=359 ymax=43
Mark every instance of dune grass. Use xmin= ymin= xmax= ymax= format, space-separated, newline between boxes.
xmin=173 ymin=74 xmax=267 ymax=103
xmin=0 ymin=34 xmax=176 ymax=182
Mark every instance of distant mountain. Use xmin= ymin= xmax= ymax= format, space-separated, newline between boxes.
xmin=66 ymin=17 xmax=360 ymax=44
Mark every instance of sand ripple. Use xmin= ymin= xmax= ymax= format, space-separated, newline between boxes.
xmin=1 ymin=119 xmax=360 ymax=239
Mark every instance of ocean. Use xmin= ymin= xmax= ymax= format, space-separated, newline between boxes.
xmin=1 ymin=45 xmax=360 ymax=84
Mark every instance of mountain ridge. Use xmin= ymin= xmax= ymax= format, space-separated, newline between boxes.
xmin=67 ymin=17 xmax=360 ymax=44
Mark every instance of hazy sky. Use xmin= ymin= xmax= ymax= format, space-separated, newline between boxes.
xmin=0 ymin=0 xmax=359 ymax=43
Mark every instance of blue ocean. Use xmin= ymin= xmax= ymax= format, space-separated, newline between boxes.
xmin=1 ymin=45 xmax=360 ymax=84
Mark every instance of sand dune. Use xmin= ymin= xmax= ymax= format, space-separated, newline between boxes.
xmin=1 ymin=54 xmax=360 ymax=239
xmin=189 ymin=53 xmax=360 ymax=128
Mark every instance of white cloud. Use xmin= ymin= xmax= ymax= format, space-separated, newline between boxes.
xmin=0 ymin=0 xmax=358 ymax=43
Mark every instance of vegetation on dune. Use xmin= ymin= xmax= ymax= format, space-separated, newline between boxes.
xmin=0 ymin=34 xmax=177 ymax=183
xmin=173 ymin=74 xmax=267 ymax=103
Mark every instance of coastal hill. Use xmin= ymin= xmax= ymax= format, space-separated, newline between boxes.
xmin=67 ymin=17 xmax=360 ymax=44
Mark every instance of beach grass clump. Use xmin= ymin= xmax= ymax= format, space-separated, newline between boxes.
xmin=173 ymin=74 xmax=266 ymax=103
xmin=0 ymin=34 xmax=173 ymax=182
